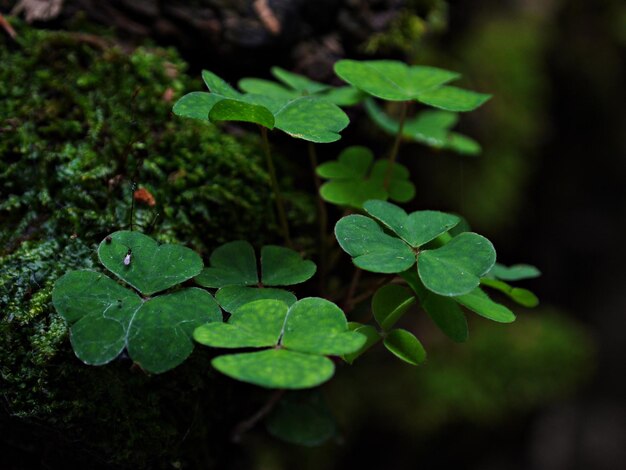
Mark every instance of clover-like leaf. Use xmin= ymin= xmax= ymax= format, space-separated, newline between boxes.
xmin=317 ymin=146 xmax=415 ymax=208
xmin=364 ymin=200 xmax=460 ymax=248
xmin=383 ymin=329 xmax=426 ymax=366
xmin=454 ymin=287 xmax=516 ymax=323
xmin=174 ymin=70 xmax=349 ymax=143
xmin=193 ymin=298 xmax=365 ymax=389
xmin=266 ymin=390 xmax=337 ymax=447
xmin=97 ymin=231 xmax=203 ymax=296
xmin=480 ymin=278 xmax=539 ymax=308
xmin=195 ymin=241 xmax=315 ymax=313
xmin=418 ymin=232 xmax=496 ymax=297
xmin=402 ymin=270 xmax=468 ymax=342
xmin=334 ymin=214 xmax=416 ymax=273
xmin=372 ymin=284 xmax=416 ymax=331
xmin=52 ymin=271 xmax=221 ymax=373
xmin=487 ymin=263 xmax=541 ymax=281
xmin=335 ymin=60 xmax=459 ymax=101
xmin=364 ymin=99 xmax=481 ymax=155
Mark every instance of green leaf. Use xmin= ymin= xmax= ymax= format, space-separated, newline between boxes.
xmin=195 ymin=240 xmax=258 ymax=288
xmin=372 ymin=284 xmax=416 ymax=330
xmin=273 ymin=96 xmax=349 ymax=143
xmin=209 ymin=98 xmax=275 ymax=128
xmin=480 ymin=278 xmax=539 ymax=308
xmin=322 ymin=86 xmax=364 ymax=106
xmin=52 ymin=270 xmax=142 ymax=365
xmin=194 ymin=299 xmax=288 ymax=348
xmin=266 ymin=390 xmax=336 ymax=446
xmin=261 ymin=246 xmax=316 ymax=286
xmin=364 ymin=99 xmax=481 ymax=155
xmin=488 ymin=263 xmax=541 ymax=281
xmin=455 ymin=287 xmax=516 ymax=323
xmin=402 ymin=271 xmax=468 ymax=342
xmin=383 ymin=329 xmax=426 ymax=366
xmin=283 ymin=298 xmax=366 ymax=356
xmin=334 ymin=214 xmax=416 ymax=273
xmin=416 ymin=86 xmax=491 ymax=112
xmin=418 ymin=232 xmax=496 ymax=296
xmin=212 ymin=349 xmax=335 ymax=389
xmin=317 ymin=147 xmax=414 ymax=208
xmin=127 ymin=288 xmax=222 ymax=373
xmin=334 ymin=60 xmax=459 ymax=101
xmin=53 ymin=271 xmax=221 ymax=373
xmin=272 ymin=66 xmax=330 ymax=94
xmin=342 ymin=325 xmax=381 ymax=364
xmin=215 ymin=286 xmax=297 ymax=314
xmin=172 ymin=91 xmax=221 ymax=120
xmin=364 ymin=200 xmax=460 ymax=248
xmin=202 ymin=70 xmax=240 ymax=97
xmin=195 ymin=298 xmax=364 ymax=389
xmin=97 ymin=231 xmax=203 ymax=296
xmin=316 ymin=146 xmax=373 ymax=179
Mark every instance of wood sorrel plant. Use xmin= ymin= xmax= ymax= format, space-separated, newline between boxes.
xmin=52 ymin=59 xmax=540 ymax=445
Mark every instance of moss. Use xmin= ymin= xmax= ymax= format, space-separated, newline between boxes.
xmin=0 ymin=22 xmax=301 ymax=468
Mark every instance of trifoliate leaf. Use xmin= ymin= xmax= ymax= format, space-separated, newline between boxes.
xmin=261 ymin=246 xmax=317 ymax=286
xmin=215 ymin=286 xmax=297 ymax=315
xmin=454 ymin=287 xmax=516 ymax=323
xmin=415 ymin=86 xmax=491 ymax=112
xmin=195 ymin=240 xmax=258 ymax=288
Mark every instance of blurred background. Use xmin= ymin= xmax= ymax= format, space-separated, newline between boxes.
xmin=1 ymin=0 xmax=624 ymax=469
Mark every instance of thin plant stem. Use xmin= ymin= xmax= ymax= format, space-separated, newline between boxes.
xmin=308 ymin=142 xmax=329 ymax=293
xmin=231 ymin=389 xmax=285 ymax=443
xmin=260 ymin=126 xmax=292 ymax=248
xmin=343 ymin=268 xmax=362 ymax=313
xmin=384 ymin=100 xmax=408 ymax=189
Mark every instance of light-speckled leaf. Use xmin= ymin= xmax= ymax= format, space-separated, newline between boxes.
xmin=383 ymin=329 xmax=426 ymax=366
xmin=402 ymin=271 xmax=468 ymax=342
xmin=98 ymin=231 xmax=203 ymax=296
xmin=418 ymin=232 xmax=496 ymax=296
xmin=212 ymin=349 xmax=335 ymax=389
xmin=193 ymin=299 xmax=288 ymax=348
xmin=455 ymin=287 xmax=516 ymax=323
xmin=172 ymin=91 xmax=221 ymax=120
xmin=282 ymin=298 xmax=366 ymax=356
xmin=364 ymin=200 xmax=460 ymax=248
xmin=274 ymin=96 xmax=349 ymax=143
xmin=195 ymin=240 xmax=258 ymax=288
xmin=334 ymin=60 xmax=459 ymax=101
xmin=335 ymin=214 xmax=416 ymax=273
xmin=266 ymin=390 xmax=337 ymax=446
xmin=209 ymin=98 xmax=275 ymax=128
xmin=261 ymin=245 xmax=316 ymax=286
xmin=416 ymin=86 xmax=491 ymax=112
xmin=372 ymin=284 xmax=416 ymax=331
xmin=215 ymin=286 xmax=297 ymax=314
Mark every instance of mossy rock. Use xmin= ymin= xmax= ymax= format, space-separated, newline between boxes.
xmin=0 ymin=23 xmax=306 ymax=468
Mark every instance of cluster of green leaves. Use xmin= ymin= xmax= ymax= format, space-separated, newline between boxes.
xmin=50 ymin=56 xmax=542 ymax=447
